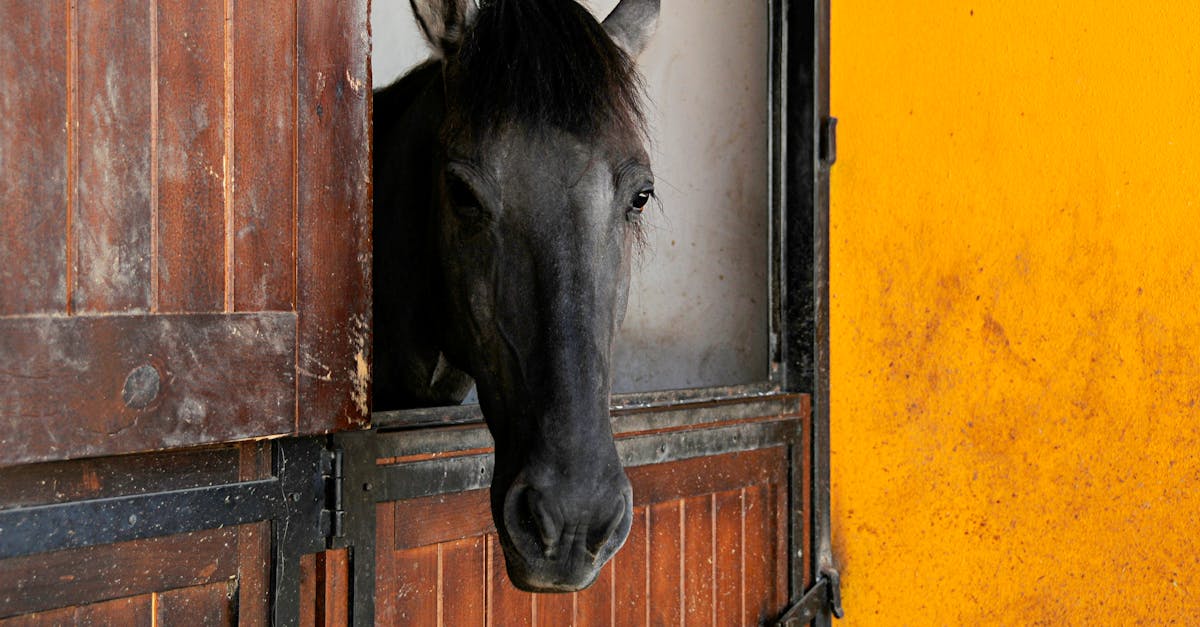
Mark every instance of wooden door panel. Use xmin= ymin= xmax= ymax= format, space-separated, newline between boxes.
xmin=374 ymin=448 xmax=791 ymax=626
xmin=0 ymin=1 xmax=370 ymax=465
xmin=0 ymin=314 xmax=294 ymax=466
xmin=0 ymin=4 xmax=68 ymax=316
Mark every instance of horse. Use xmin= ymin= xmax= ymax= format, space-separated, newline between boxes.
xmin=372 ymin=0 xmax=660 ymax=592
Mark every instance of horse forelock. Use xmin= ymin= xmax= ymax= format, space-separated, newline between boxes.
xmin=447 ymin=0 xmax=647 ymax=142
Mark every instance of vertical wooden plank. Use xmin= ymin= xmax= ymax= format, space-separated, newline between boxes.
xmin=391 ymin=544 xmax=439 ymax=625
xmin=316 ymin=549 xmax=350 ymax=626
xmin=296 ymin=0 xmax=371 ymax=433
xmin=773 ymin=480 xmax=789 ymax=614
xmin=713 ymin=489 xmax=744 ymax=626
xmin=157 ymin=581 xmax=236 ymax=626
xmin=156 ymin=0 xmax=225 ymax=312
xmin=683 ymin=494 xmax=715 ymax=625
xmin=574 ymin=561 xmax=612 ymax=627
xmin=236 ymin=522 xmax=271 ymax=627
xmin=73 ymin=0 xmax=153 ymax=313
xmin=232 ymin=0 xmax=296 ymax=312
xmin=534 ymin=592 xmax=573 ymax=627
xmin=612 ymin=506 xmax=646 ymax=626
xmin=742 ymin=485 xmax=772 ymax=626
xmin=376 ymin=503 xmax=399 ymax=626
xmin=75 ymin=594 xmax=154 ymax=626
xmin=0 ymin=3 xmax=68 ymax=316
xmin=298 ymin=553 xmax=317 ymax=627
xmin=648 ymin=500 xmax=682 ymax=627
xmin=488 ymin=534 xmax=533 ymax=627
xmin=442 ymin=537 xmax=486 ymax=626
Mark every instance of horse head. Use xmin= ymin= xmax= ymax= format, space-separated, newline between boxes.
xmin=375 ymin=0 xmax=660 ymax=592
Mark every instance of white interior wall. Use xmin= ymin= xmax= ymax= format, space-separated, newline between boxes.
xmin=371 ymin=0 xmax=769 ymax=393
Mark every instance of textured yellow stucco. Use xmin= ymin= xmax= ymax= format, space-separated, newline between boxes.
xmin=830 ymin=2 xmax=1200 ymax=623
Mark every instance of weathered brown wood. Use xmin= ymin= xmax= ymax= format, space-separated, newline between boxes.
xmin=0 ymin=594 xmax=153 ymax=627
xmin=236 ymin=521 xmax=271 ymax=627
xmin=713 ymin=489 xmax=743 ymax=625
xmin=441 ymin=537 xmax=486 ymax=625
xmin=376 ymin=503 xmax=399 ymax=626
xmin=534 ymin=590 xmax=573 ymax=627
xmin=0 ymin=526 xmax=237 ymax=618
xmin=626 ymin=446 xmax=786 ymax=507
xmin=155 ymin=0 xmax=226 ymax=313
xmin=296 ymin=0 xmax=372 ymax=433
xmin=612 ymin=506 xmax=647 ymax=625
xmin=0 ymin=445 xmax=238 ymax=508
xmin=157 ymin=580 xmax=236 ymax=626
xmin=316 ymin=549 xmax=350 ymax=627
xmin=394 ymin=488 xmax=493 ymax=549
xmin=299 ymin=553 xmax=317 ymax=627
xmin=73 ymin=0 xmax=153 ymax=313
xmin=743 ymin=484 xmax=772 ymax=626
xmin=0 ymin=313 xmax=294 ymax=466
xmin=389 ymin=544 xmax=438 ymax=625
xmin=648 ymin=500 xmax=683 ymax=626
xmin=232 ymin=0 xmax=296 ymax=312
xmin=683 ymin=493 xmax=715 ymax=624
xmin=574 ymin=559 xmax=613 ymax=626
xmin=488 ymin=533 xmax=533 ymax=626
xmin=0 ymin=3 xmax=68 ymax=316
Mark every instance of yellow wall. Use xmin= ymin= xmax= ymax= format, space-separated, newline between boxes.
xmin=831 ymin=2 xmax=1200 ymax=622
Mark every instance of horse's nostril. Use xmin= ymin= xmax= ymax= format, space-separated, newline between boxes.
xmin=586 ymin=494 xmax=629 ymax=556
xmin=528 ymin=490 xmax=561 ymax=558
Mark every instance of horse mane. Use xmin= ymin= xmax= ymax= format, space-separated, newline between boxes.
xmin=449 ymin=0 xmax=647 ymax=140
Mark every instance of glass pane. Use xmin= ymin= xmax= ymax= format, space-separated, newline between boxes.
xmin=371 ymin=0 xmax=769 ymax=394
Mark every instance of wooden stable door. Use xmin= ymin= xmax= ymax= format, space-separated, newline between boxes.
xmin=0 ymin=1 xmax=371 ymax=466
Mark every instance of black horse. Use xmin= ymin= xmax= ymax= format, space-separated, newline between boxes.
xmin=373 ymin=0 xmax=660 ymax=592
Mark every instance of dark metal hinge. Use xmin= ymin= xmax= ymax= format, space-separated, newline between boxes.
xmin=771 ymin=569 xmax=844 ymax=626
xmin=819 ymin=117 xmax=838 ymax=167
xmin=321 ymin=447 xmax=346 ymax=544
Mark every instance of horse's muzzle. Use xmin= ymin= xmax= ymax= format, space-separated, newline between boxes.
xmin=498 ymin=472 xmax=634 ymax=592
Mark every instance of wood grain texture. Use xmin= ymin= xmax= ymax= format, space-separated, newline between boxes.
xmin=72 ymin=0 xmax=153 ymax=313
xmin=0 ymin=313 xmax=294 ymax=466
xmin=315 ymin=549 xmax=350 ymax=627
xmin=0 ymin=446 xmax=239 ymax=508
xmin=713 ymin=489 xmax=744 ymax=625
xmin=441 ymin=537 xmax=486 ymax=626
xmin=296 ymin=0 xmax=372 ymax=433
xmin=156 ymin=580 xmax=236 ymax=626
xmin=373 ymin=444 xmax=795 ymax=626
xmin=236 ymin=521 xmax=271 ymax=627
xmin=232 ymin=0 xmax=296 ymax=312
xmin=648 ymin=500 xmax=683 ymax=626
xmin=612 ymin=506 xmax=648 ymax=626
xmin=0 ymin=526 xmax=237 ymax=618
xmin=394 ymin=488 xmax=493 ymax=550
xmin=0 ymin=594 xmax=153 ymax=627
xmin=156 ymin=0 xmax=226 ymax=313
xmin=0 ymin=3 xmax=68 ymax=316
xmin=683 ymin=494 xmax=715 ymax=625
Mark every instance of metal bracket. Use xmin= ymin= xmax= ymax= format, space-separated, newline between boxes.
xmin=771 ymin=569 xmax=844 ymax=626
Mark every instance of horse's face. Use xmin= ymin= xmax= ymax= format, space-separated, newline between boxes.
xmin=438 ymin=128 xmax=650 ymax=591
xmin=410 ymin=0 xmax=660 ymax=592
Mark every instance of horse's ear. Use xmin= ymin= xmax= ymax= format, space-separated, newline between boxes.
xmin=602 ymin=0 xmax=660 ymax=58
xmin=409 ymin=0 xmax=479 ymax=56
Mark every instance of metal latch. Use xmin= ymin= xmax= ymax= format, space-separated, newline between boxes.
xmin=771 ymin=569 xmax=844 ymax=626
xmin=819 ymin=117 xmax=838 ymax=167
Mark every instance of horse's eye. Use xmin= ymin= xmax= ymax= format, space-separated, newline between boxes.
xmin=630 ymin=189 xmax=653 ymax=211
xmin=447 ymin=177 xmax=485 ymax=221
